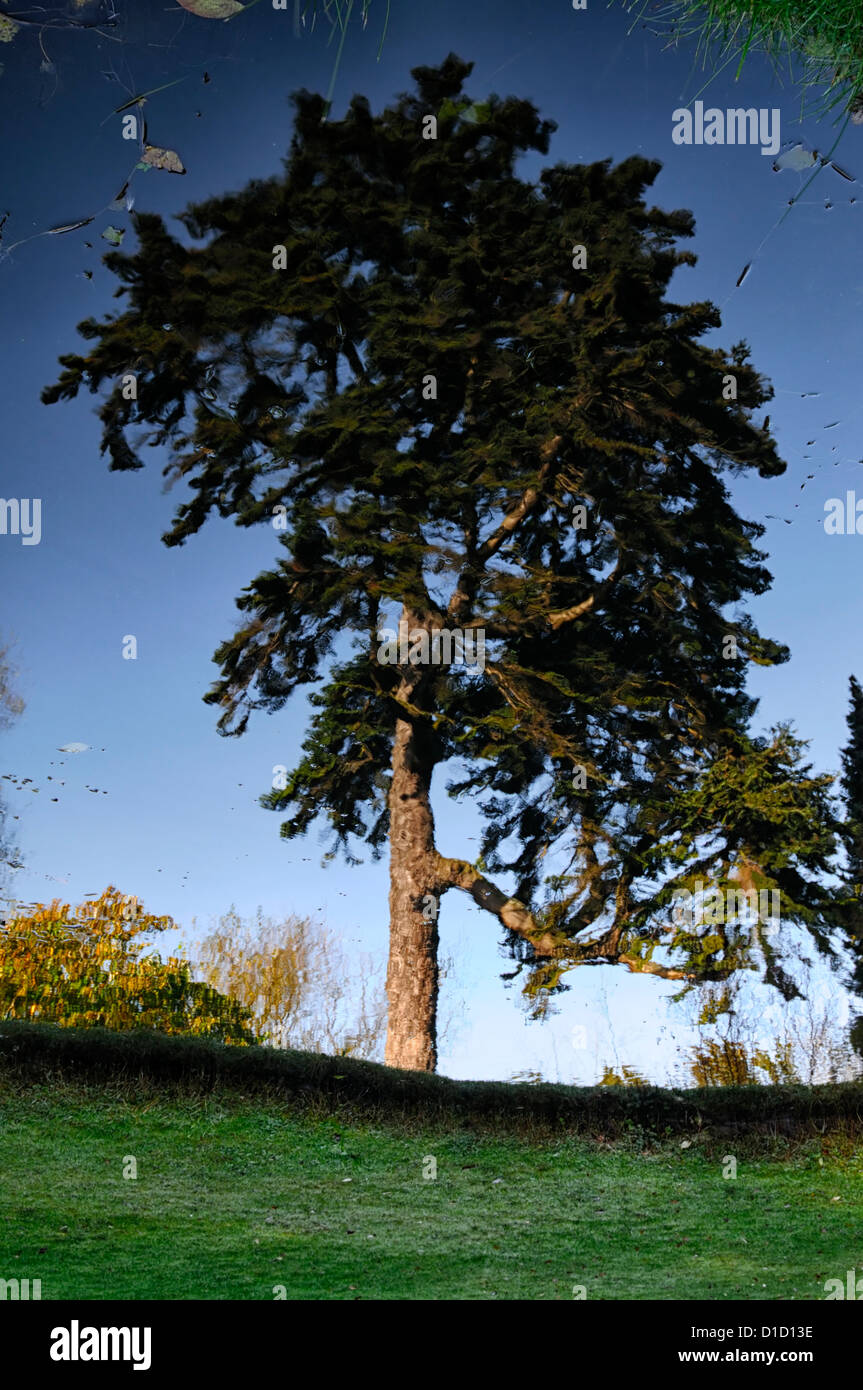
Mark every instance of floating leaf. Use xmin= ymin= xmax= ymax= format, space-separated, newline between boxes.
xmin=142 ymin=145 xmax=186 ymax=175
xmin=0 ymin=16 xmax=20 ymax=42
xmin=101 ymin=225 xmax=125 ymax=246
xmin=57 ymin=742 xmax=90 ymax=753
xmin=178 ymin=0 xmax=244 ymax=16
xmin=108 ymin=182 xmax=133 ymax=213
xmin=459 ymin=101 xmax=491 ymax=125
xmin=773 ymin=143 xmax=818 ymax=174
xmin=48 ymin=216 xmax=95 ymax=236
xmin=735 ymin=262 xmax=751 ymax=288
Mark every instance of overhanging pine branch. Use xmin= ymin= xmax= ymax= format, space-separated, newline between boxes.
xmin=618 ymin=954 xmax=692 ymax=981
xmin=434 ymin=852 xmax=562 ymax=957
xmin=546 ymin=559 xmax=625 ymax=631
xmin=447 ymin=444 xmax=560 ymax=623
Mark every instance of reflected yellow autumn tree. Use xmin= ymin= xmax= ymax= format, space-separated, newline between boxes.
xmin=194 ymin=909 xmax=387 ymax=1059
xmin=0 ymin=886 xmax=256 ymax=1044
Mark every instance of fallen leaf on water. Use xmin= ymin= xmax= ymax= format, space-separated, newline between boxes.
xmin=48 ymin=216 xmax=95 ymax=236
xmin=142 ymin=145 xmax=186 ymax=174
xmin=773 ymin=143 xmax=819 ymax=174
xmin=108 ymin=182 xmax=132 ymax=213
xmin=178 ymin=0 xmax=244 ymax=16
xmin=101 ymin=226 xmax=125 ymax=246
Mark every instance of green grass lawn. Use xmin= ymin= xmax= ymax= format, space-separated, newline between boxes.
xmin=2 ymin=1078 xmax=862 ymax=1300
xmin=620 ymin=0 xmax=863 ymax=116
